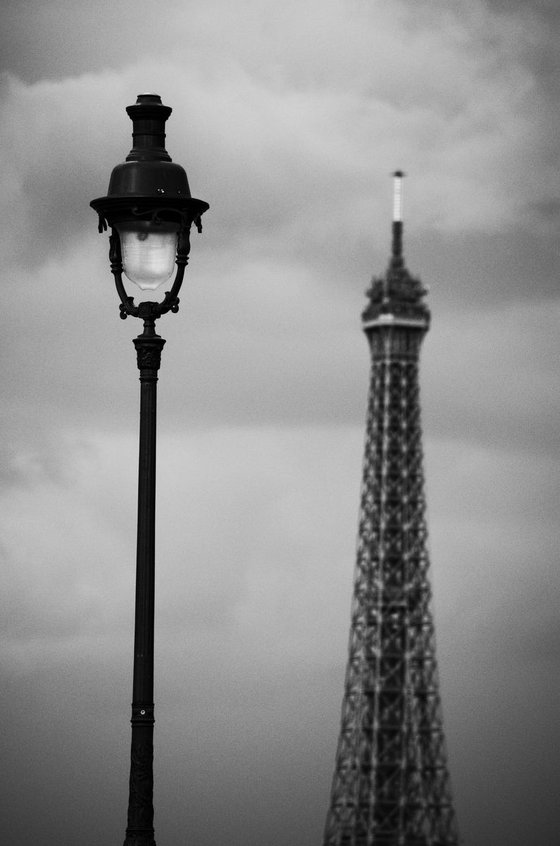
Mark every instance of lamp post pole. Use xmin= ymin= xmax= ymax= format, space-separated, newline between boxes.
xmin=125 ymin=314 xmax=165 ymax=846
xmin=90 ymin=95 xmax=208 ymax=846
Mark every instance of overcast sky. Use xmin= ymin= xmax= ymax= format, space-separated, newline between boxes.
xmin=1 ymin=2 xmax=559 ymax=845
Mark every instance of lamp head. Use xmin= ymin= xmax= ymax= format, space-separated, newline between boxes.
xmin=90 ymin=94 xmax=208 ymax=293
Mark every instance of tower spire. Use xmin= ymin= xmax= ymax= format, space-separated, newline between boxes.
xmin=391 ymin=170 xmax=404 ymax=262
xmin=323 ymin=174 xmax=459 ymax=846
xmin=362 ymin=171 xmax=428 ymax=331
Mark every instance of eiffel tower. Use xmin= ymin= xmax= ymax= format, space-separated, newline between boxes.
xmin=323 ymin=173 xmax=459 ymax=846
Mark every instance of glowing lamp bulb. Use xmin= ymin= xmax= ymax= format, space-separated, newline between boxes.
xmin=117 ymin=221 xmax=179 ymax=291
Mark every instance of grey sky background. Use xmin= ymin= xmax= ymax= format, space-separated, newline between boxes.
xmin=1 ymin=1 xmax=559 ymax=844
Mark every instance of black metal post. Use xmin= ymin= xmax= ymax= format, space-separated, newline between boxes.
xmin=89 ymin=93 xmax=208 ymax=846
xmin=124 ymin=314 xmax=166 ymax=846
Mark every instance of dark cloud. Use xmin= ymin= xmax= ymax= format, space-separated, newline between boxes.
xmin=0 ymin=72 xmax=131 ymax=267
xmin=526 ymin=196 xmax=560 ymax=221
xmin=484 ymin=0 xmax=560 ymax=21
xmin=481 ymin=0 xmax=560 ymax=107
xmin=0 ymin=0 xmax=186 ymax=83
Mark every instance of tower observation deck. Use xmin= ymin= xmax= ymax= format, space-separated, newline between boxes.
xmin=323 ymin=173 xmax=459 ymax=846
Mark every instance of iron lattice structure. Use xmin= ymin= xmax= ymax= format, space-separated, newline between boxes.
xmin=323 ymin=205 xmax=459 ymax=846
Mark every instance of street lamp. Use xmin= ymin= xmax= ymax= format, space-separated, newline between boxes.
xmin=90 ymin=93 xmax=209 ymax=846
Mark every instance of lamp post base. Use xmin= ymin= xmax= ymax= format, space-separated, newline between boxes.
xmin=124 ymin=835 xmax=156 ymax=846
xmin=124 ymin=703 xmax=156 ymax=846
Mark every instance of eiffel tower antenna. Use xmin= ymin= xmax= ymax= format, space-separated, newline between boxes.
xmin=392 ymin=170 xmax=405 ymax=223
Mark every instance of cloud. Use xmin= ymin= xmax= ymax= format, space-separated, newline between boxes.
xmin=423 ymin=297 xmax=560 ymax=452
xmin=1 ymin=0 xmax=559 ymax=276
xmin=0 ymin=423 xmax=361 ymax=646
